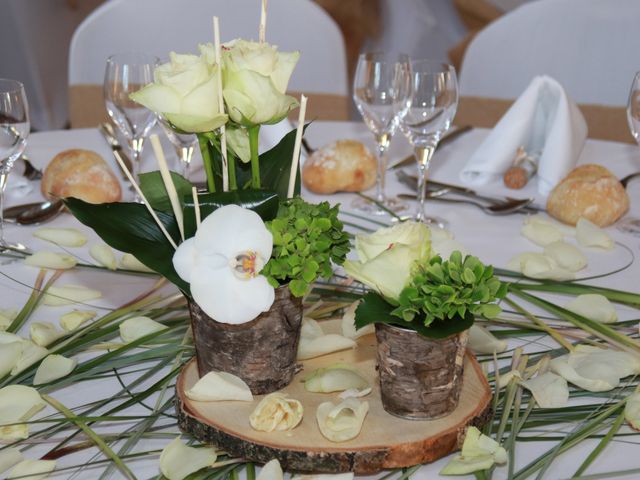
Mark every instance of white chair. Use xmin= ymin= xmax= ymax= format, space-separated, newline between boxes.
xmin=68 ymin=0 xmax=348 ymax=126
xmin=459 ymin=0 xmax=640 ymax=107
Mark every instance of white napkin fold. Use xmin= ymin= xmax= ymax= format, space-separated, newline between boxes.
xmin=460 ymin=76 xmax=588 ymax=195
xmin=259 ymin=119 xmax=295 ymax=152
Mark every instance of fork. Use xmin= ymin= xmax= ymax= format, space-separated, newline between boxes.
xmin=398 ymin=193 xmax=534 ymax=215
xmin=621 ymin=171 xmax=640 ymax=188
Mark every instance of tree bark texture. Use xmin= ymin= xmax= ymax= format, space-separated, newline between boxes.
xmin=189 ymin=285 xmax=302 ymax=395
xmin=375 ymin=323 xmax=469 ymax=419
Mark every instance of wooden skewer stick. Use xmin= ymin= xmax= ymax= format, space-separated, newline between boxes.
xmin=213 ymin=16 xmax=229 ymax=192
xmin=111 ymin=138 xmax=178 ymax=250
xmin=150 ymin=134 xmax=185 ymax=241
xmin=259 ymin=0 xmax=268 ymax=43
xmin=287 ymin=94 xmax=308 ymax=199
xmin=192 ymin=186 xmax=201 ymax=228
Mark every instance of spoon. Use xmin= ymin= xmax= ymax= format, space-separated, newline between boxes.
xmin=398 ymin=193 xmax=534 ymax=216
xmin=3 ymin=200 xmax=65 ymax=225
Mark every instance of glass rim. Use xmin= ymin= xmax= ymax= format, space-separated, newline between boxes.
xmin=106 ymin=52 xmax=160 ymax=65
xmin=0 ymin=78 xmax=25 ymax=94
xmin=358 ymin=51 xmax=410 ymax=62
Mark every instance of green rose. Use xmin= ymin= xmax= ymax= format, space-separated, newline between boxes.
xmin=343 ymin=222 xmax=431 ymax=300
xmin=130 ymin=46 xmax=227 ymax=133
xmin=221 ymin=39 xmax=299 ymax=126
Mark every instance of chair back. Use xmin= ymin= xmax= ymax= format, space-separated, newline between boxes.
xmin=69 ymin=0 xmax=348 ymax=127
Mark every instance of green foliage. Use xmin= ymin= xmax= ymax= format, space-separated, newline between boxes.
xmin=261 ymin=197 xmax=350 ymax=297
xmin=138 ymin=171 xmax=192 ymax=213
xmin=393 ymin=251 xmax=508 ymax=327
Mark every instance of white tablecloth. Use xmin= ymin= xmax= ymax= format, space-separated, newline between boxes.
xmin=2 ymin=122 xmax=640 ymax=479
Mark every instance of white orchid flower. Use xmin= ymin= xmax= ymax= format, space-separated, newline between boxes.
xmin=172 ymin=204 xmax=274 ymax=325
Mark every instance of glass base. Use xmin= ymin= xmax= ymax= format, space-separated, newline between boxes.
xmin=351 ymin=195 xmax=408 ymax=216
xmin=414 ymin=214 xmax=448 ymax=229
xmin=0 ymin=239 xmax=30 ymax=254
xmin=617 ymin=217 xmax=640 ymax=237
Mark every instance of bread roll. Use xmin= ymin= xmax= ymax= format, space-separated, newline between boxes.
xmin=546 ymin=164 xmax=629 ymax=227
xmin=41 ymin=149 xmax=122 ymax=204
xmin=302 ymin=140 xmax=376 ymax=194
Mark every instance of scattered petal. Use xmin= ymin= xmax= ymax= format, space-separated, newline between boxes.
xmin=42 ymin=285 xmax=102 ymax=306
xmin=624 ymin=391 xmax=640 ymax=430
xmin=301 ymin=317 xmax=325 ymax=339
xmin=120 ymin=253 xmax=155 ymax=272
xmin=521 ymin=221 xmax=564 ymax=247
xmin=468 ymin=325 xmax=507 ymax=354
xmin=297 ymin=334 xmax=357 ymax=360
xmin=257 ymin=459 xmax=283 ymax=480
xmin=250 ymin=392 xmax=303 ymax=432
xmin=185 ymin=371 xmax=253 ymax=402
xmin=543 ymin=241 xmax=587 ymax=272
xmin=576 ymin=217 xmax=614 ymax=250
xmin=497 ymin=370 xmax=521 ymax=389
xmin=33 ymin=354 xmax=77 ymax=385
xmin=305 ymin=365 xmax=369 ymax=393
xmin=440 ymin=427 xmax=507 ymax=475
xmin=550 ymin=345 xmax=640 ymax=392
xmin=159 ymin=437 xmax=217 ymax=480
xmin=24 ymin=251 xmax=77 ymax=270
xmin=316 ymin=398 xmax=369 ymax=443
xmin=565 ymin=294 xmax=618 ymax=323
xmin=0 ymin=342 xmax=23 ymax=378
xmin=0 ymin=331 xmax=23 ymax=344
xmin=520 ymin=372 xmax=569 ymax=408
xmin=525 ymin=214 xmax=576 ymax=236
xmin=11 ymin=341 xmax=48 ymax=376
xmin=0 ymin=309 xmax=17 ymax=330
xmin=119 ymin=316 xmax=168 ymax=343
xmin=8 ymin=459 xmax=56 ymax=480
xmin=0 ymin=448 xmax=23 ymax=476
xmin=0 ymin=385 xmax=46 ymax=441
xmin=89 ymin=243 xmax=117 ymax=270
xmin=341 ymin=301 xmax=373 ymax=339
xmin=59 ymin=310 xmax=97 ymax=331
xmin=30 ymin=322 xmax=64 ymax=347
xmin=338 ymin=387 xmax=372 ymax=399
xmin=507 ymin=252 xmax=575 ymax=280
xmin=33 ymin=227 xmax=87 ymax=247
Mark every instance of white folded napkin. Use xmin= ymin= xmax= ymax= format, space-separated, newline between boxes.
xmin=460 ymin=76 xmax=588 ymax=195
xmin=259 ymin=119 xmax=295 ymax=152
xmin=5 ymin=168 xmax=34 ymax=198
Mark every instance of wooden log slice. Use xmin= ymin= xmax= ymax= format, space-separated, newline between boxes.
xmin=176 ymin=321 xmax=491 ymax=475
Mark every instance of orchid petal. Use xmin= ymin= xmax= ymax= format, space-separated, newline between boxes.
xmin=30 ymin=322 xmax=64 ymax=347
xmin=185 ymin=371 xmax=253 ymax=402
xmin=0 ymin=385 xmax=45 ymax=441
xmin=172 ymin=237 xmax=198 ymax=283
xmin=33 ymin=354 xmax=77 ymax=385
xmin=59 ymin=310 xmax=96 ymax=332
xmin=520 ymin=372 xmax=569 ymax=408
xmin=119 ymin=316 xmax=167 ymax=343
xmin=565 ymin=294 xmax=618 ymax=323
xmin=11 ymin=342 xmax=48 ymax=376
xmin=159 ymin=436 xmax=217 ymax=480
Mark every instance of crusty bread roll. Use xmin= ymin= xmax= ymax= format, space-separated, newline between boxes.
xmin=302 ymin=140 xmax=376 ymax=194
xmin=42 ymin=149 xmax=122 ymax=204
xmin=546 ymin=164 xmax=629 ymax=227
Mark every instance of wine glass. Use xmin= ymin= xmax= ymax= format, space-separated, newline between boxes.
xmin=618 ymin=71 xmax=640 ymax=236
xmin=104 ymin=53 xmax=159 ymax=187
xmin=352 ymin=52 xmax=410 ymax=214
xmin=160 ymin=118 xmax=197 ymax=179
xmin=396 ymin=60 xmax=458 ymax=226
xmin=0 ymin=79 xmax=30 ymax=249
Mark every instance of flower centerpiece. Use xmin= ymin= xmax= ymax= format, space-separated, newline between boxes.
xmin=344 ymin=222 xmax=506 ymax=419
xmin=65 ymin=25 xmax=349 ymax=394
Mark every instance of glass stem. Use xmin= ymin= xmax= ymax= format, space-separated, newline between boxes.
xmin=130 ymin=137 xmax=144 ymax=185
xmin=0 ymin=172 xmax=7 ymax=245
xmin=374 ymin=132 xmax=391 ymax=204
xmin=414 ymin=139 xmax=437 ymax=222
xmin=177 ymin=145 xmax=194 ymax=179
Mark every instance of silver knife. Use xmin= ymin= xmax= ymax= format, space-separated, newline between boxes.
xmin=99 ymin=122 xmax=134 ymax=179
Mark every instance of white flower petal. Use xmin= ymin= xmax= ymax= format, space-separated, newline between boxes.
xmin=468 ymin=325 xmax=507 ymax=355
xmin=0 ymin=331 xmax=23 ymax=344
xmin=185 ymin=371 xmax=253 ymax=402
xmin=59 ymin=310 xmax=97 ymax=331
xmin=257 ymin=459 xmax=284 ymax=480
xmin=250 ymin=393 xmax=303 ymax=432
xmin=0 ymin=309 xmax=18 ymax=330
xmin=8 ymin=459 xmax=56 ymax=480
xmin=89 ymin=244 xmax=117 ymax=270
xmin=543 ymin=241 xmax=587 ymax=272
xmin=521 ymin=222 xmax=564 ymax=246
xmin=440 ymin=454 xmax=495 ymax=475
xmin=301 ymin=317 xmax=325 ymax=339
xmin=508 ymin=252 xmax=575 ymax=280
xmin=497 ymin=370 xmax=521 ymax=389
xmin=576 ymin=217 xmax=614 ymax=250
xmin=565 ymin=294 xmax=618 ymax=323
xmin=30 ymin=322 xmax=64 ymax=347
xmin=305 ymin=365 xmax=369 ymax=393
xmin=120 ymin=253 xmax=155 ymax=272
xmin=624 ymin=391 xmax=640 ymax=430
xmin=42 ymin=285 xmax=102 ymax=306
xmin=520 ymin=372 xmax=569 ymax=408
xmin=316 ymin=398 xmax=368 ymax=443
xmin=297 ymin=334 xmax=357 ymax=360
xmin=119 ymin=316 xmax=167 ymax=343
xmin=340 ymin=301 xmax=373 ymax=339
xmin=0 ymin=448 xmax=23 ymax=476
xmin=525 ymin=214 xmax=576 ymax=236
xmin=11 ymin=342 xmax=48 ymax=376
xmin=159 ymin=437 xmax=217 ymax=480
xmin=33 ymin=354 xmax=77 ymax=385
xmin=0 ymin=385 xmax=45 ymax=432
xmin=172 ymin=237 xmax=198 ymax=283
xmin=440 ymin=426 xmax=507 ymax=475
xmin=190 ymin=265 xmax=274 ymax=325
xmin=24 ymin=251 xmax=77 ymax=270
xmin=33 ymin=228 xmax=87 ymax=247
xmin=0 ymin=342 xmax=23 ymax=378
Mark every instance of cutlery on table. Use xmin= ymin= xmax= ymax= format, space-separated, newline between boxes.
xmin=99 ymin=122 xmax=134 ymax=180
xmin=621 ymin=171 xmax=640 ymax=188
xmin=398 ymin=193 xmax=534 ymax=216
xmin=3 ymin=199 xmax=65 ymax=225
xmin=388 ymin=125 xmax=473 ymax=170
xmin=20 ymin=155 xmax=42 ymax=181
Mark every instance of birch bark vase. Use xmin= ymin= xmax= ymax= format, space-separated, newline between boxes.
xmin=188 ymin=285 xmax=303 ymax=395
xmin=375 ymin=322 xmax=470 ymax=420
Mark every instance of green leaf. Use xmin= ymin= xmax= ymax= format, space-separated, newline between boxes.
xmin=138 ymin=171 xmax=192 ymax=213
xmin=288 ymin=278 xmax=308 ymax=297
xmin=64 ymin=197 xmax=188 ymax=293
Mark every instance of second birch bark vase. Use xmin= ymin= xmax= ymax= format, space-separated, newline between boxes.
xmin=188 ymin=285 xmax=303 ymax=395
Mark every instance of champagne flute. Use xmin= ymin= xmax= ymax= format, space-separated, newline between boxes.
xmin=352 ymin=52 xmax=410 ymax=214
xmin=0 ymin=79 xmax=30 ymax=249
xmin=396 ymin=60 xmax=458 ymax=226
xmin=104 ymin=53 xmax=159 ymax=187
xmin=160 ymin=118 xmax=197 ymax=179
xmin=618 ymin=71 xmax=640 ymax=236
